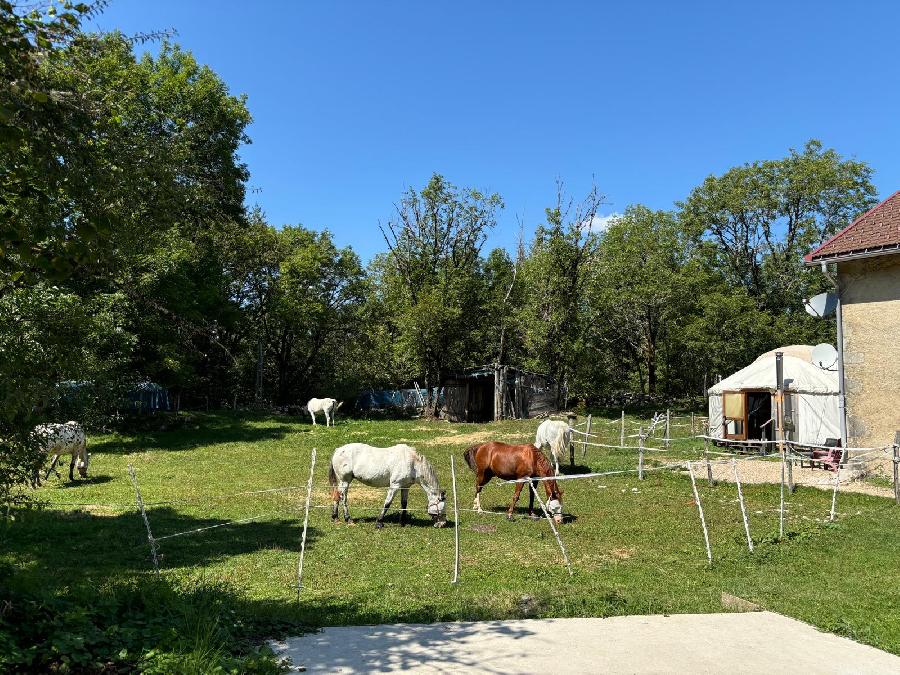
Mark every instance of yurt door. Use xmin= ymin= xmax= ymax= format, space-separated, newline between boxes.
xmin=723 ymin=391 xmax=747 ymax=440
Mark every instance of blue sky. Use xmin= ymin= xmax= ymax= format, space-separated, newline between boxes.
xmin=93 ymin=1 xmax=900 ymax=261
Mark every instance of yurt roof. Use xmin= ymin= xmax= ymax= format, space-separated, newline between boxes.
xmin=755 ymin=344 xmax=814 ymax=362
xmin=708 ymin=351 xmax=838 ymax=395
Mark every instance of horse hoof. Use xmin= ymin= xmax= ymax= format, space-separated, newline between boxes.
xmin=346 ymin=519 xmax=355 ymax=526
xmin=375 ymin=521 xmax=384 ymax=529
xmin=506 ymin=515 xmax=515 ymax=522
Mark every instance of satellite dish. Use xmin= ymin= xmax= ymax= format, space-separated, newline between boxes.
xmin=811 ymin=343 xmax=838 ymax=371
xmin=804 ymin=292 xmax=837 ymax=318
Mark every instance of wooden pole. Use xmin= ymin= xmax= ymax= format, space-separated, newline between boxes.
xmin=620 ymin=410 xmax=625 ymax=447
xmin=688 ymin=462 xmax=712 ymax=565
xmin=529 ymin=481 xmax=573 ymax=576
xmin=705 ymin=447 xmax=714 ymax=486
xmin=450 ymin=455 xmax=460 ymax=584
xmin=638 ymin=427 xmax=645 ymax=480
xmin=732 ymin=459 xmax=753 ymax=552
xmin=581 ymin=414 xmax=591 ymax=460
xmin=127 ymin=464 xmax=160 ymax=577
xmin=296 ymin=448 xmax=317 ymax=600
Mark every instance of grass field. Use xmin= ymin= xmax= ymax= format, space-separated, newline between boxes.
xmin=5 ymin=411 xmax=900 ymax=658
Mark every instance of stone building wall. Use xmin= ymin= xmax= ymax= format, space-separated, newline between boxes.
xmin=838 ymin=254 xmax=900 ymax=448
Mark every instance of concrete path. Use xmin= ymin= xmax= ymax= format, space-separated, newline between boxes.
xmin=272 ymin=612 xmax=900 ymax=674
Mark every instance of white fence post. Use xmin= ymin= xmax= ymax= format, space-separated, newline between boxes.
xmin=450 ymin=455 xmax=460 ymax=584
xmin=620 ymin=410 xmax=625 ymax=447
xmin=127 ymin=464 xmax=160 ymax=577
xmin=296 ymin=448 xmax=317 ymax=600
xmin=638 ymin=427 xmax=645 ymax=480
xmin=528 ymin=481 xmax=573 ymax=576
xmin=581 ymin=414 xmax=592 ymax=460
xmin=732 ymin=459 xmax=753 ymax=552
xmin=688 ymin=462 xmax=712 ymax=565
xmin=665 ymin=408 xmax=671 ymax=449
xmin=779 ymin=451 xmax=786 ymax=538
xmin=829 ymin=467 xmax=840 ymax=522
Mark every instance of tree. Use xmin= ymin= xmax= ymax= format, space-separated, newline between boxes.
xmin=379 ymin=174 xmax=503 ymax=415
xmin=680 ymin=140 xmax=876 ymax=312
xmin=520 ymin=183 xmax=604 ymax=404
xmin=588 ymin=206 xmax=697 ymax=394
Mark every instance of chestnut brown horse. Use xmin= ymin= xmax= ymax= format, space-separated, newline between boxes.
xmin=463 ymin=442 xmax=564 ymax=522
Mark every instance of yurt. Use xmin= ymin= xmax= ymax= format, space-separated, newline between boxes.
xmin=707 ymin=346 xmax=840 ymax=446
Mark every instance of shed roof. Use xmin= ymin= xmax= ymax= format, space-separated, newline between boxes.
xmin=806 ymin=191 xmax=900 ymax=263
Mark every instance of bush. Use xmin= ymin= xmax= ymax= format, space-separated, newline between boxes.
xmin=0 ymin=567 xmax=289 ymax=674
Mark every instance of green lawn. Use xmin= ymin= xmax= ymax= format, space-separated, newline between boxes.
xmin=5 ymin=411 xmax=900 ymax=656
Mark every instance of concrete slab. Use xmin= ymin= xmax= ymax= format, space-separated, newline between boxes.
xmin=271 ymin=612 xmax=900 ymax=674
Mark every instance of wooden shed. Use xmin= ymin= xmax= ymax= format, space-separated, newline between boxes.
xmin=441 ymin=365 xmax=560 ymax=422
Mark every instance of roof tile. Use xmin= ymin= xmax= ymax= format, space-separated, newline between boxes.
xmin=806 ymin=190 xmax=900 ymax=262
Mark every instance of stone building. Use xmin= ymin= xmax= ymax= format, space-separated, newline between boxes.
xmin=806 ymin=191 xmax=900 ymax=448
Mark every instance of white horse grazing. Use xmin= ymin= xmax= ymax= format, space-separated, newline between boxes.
xmin=31 ymin=421 xmax=89 ymax=486
xmin=307 ymin=397 xmax=343 ymax=426
xmin=535 ymin=419 xmax=571 ymax=475
xmin=328 ymin=443 xmax=447 ymax=528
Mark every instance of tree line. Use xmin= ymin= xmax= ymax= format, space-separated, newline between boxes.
xmin=1 ymin=3 xmax=878 ymax=503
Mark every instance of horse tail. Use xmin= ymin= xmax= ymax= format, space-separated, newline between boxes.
xmin=463 ymin=445 xmax=480 ymax=473
xmin=335 ymin=400 xmax=344 ymax=410
xmin=327 ymin=458 xmax=339 ymax=501
xmin=550 ymin=427 xmax=567 ymax=461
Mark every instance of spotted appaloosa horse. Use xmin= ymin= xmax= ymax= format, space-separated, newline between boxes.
xmin=31 ymin=421 xmax=89 ymax=486
xmin=463 ymin=441 xmax=564 ymax=522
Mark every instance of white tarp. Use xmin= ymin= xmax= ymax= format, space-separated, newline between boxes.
xmin=707 ymin=350 xmax=840 ymax=446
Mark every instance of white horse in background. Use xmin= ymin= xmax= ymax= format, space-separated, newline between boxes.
xmin=307 ymin=397 xmax=343 ymax=426
xmin=31 ymin=421 xmax=89 ymax=486
xmin=535 ymin=419 xmax=571 ymax=475
xmin=328 ymin=443 xmax=447 ymax=528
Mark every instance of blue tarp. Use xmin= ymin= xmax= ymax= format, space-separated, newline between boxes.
xmin=356 ymin=388 xmax=445 ymax=411
xmin=127 ymin=382 xmax=170 ymax=413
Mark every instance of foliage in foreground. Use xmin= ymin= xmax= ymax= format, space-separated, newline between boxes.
xmin=0 ymin=565 xmax=289 ymax=674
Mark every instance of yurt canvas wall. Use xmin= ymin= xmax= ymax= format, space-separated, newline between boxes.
xmin=707 ymin=349 xmax=840 ymax=446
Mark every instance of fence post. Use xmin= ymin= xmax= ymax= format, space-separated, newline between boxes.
xmin=691 ymin=412 xmax=695 ymax=434
xmin=127 ymin=464 xmax=160 ymax=577
xmin=705 ymin=447 xmax=714 ymax=487
xmin=688 ymin=462 xmax=712 ymax=565
xmin=581 ymin=414 xmax=592 ymax=460
xmin=528 ymin=481 xmax=572 ymax=576
xmin=665 ymin=408 xmax=671 ymax=449
xmin=894 ymin=434 xmax=900 ymax=506
xmin=450 ymin=455 xmax=460 ymax=584
xmin=732 ymin=459 xmax=753 ymax=552
xmin=829 ymin=467 xmax=840 ymax=522
xmin=620 ymin=410 xmax=625 ymax=447
xmin=296 ymin=448 xmax=317 ymax=600
xmin=779 ymin=451 xmax=786 ymax=538
xmin=638 ymin=427 xmax=645 ymax=480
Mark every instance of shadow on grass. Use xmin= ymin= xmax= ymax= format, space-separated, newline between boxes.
xmin=46 ymin=475 xmax=114 ymax=488
xmin=3 ymin=506 xmax=320 ymax=592
xmin=92 ymin=414 xmax=299 ymax=454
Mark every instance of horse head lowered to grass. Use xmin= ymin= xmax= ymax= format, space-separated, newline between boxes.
xmin=328 ymin=443 xmax=447 ymax=528
xmin=463 ymin=441 xmax=564 ymax=523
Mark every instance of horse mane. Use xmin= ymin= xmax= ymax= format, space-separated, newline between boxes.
xmin=413 ymin=451 xmax=440 ymax=492
xmin=532 ymin=448 xmax=563 ymax=498
xmin=532 ymin=447 xmax=554 ymax=476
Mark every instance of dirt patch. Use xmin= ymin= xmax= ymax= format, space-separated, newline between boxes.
xmin=609 ymin=547 xmax=634 ymax=560
xmin=421 ymin=431 xmax=494 ymax=447
xmin=684 ymin=460 xmax=894 ymax=499
xmin=469 ymin=523 xmax=497 ymax=534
